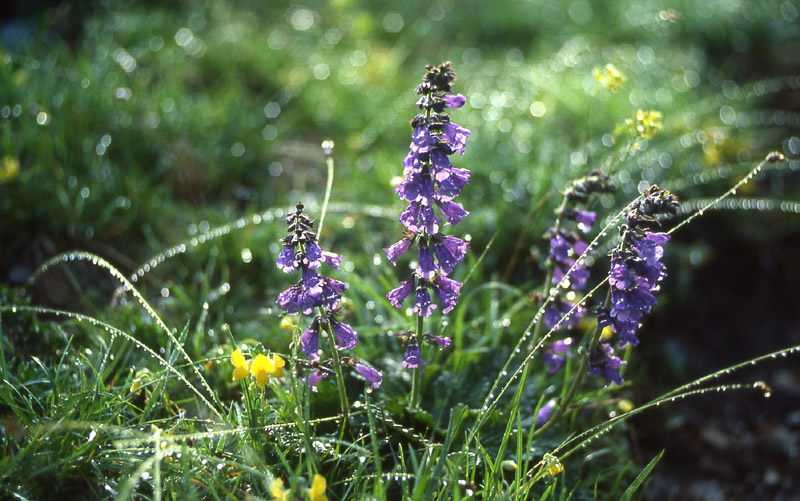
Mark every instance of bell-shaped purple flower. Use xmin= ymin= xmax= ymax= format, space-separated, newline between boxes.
xmin=277 ymin=244 xmax=297 ymax=273
xmin=303 ymin=369 xmax=326 ymax=392
xmin=431 ymin=234 xmax=468 ymax=276
xmin=400 ymin=202 xmax=441 ymax=234
xmin=435 ymin=167 xmax=471 ymax=201
xmin=442 ymin=122 xmax=470 ymax=155
xmin=402 ymin=341 xmax=426 ymax=368
xmin=412 ymin=286 xmax=437 ymax=317
xmin=387 ymin=276 xmax=415 ymax=310
xmin=300 ymin=319 xmax=321 ymax=361
xmin=304 ymin=241 xmax=324 ymax=269
xmin=330 ymin=318 xmax=357 ymax=350
xmin=417 ymin=244 xmax=436 ymax=279
xmin=430 ymin=275 xmax=462 ymax=313
xmin=436 ymin=199 xmax=468 ymax=225
xmin=354 ymin=364 xmax=382 ymax=389
xmin=384 ymin=237 xmax=413 ymax=266
xmin=535 ymin=400 xmax=556 ymax=427
xmin=587 ymin=343 xmax=626 ymax=386
xmin=396 ymin=170 xmax=435 ymax=204
xmin=444 ymin=94 xmax=466 ymax=108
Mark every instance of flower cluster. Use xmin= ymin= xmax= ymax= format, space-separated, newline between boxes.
xmin=385 ymin=61 xmax=471 ymax=322
xmin=592 ymin=185 xmax=678 ymax=385
xmin=276 ymin=202 xmax=381 ymax=389
xmin=231 ymin=348 xmax=285 ymax=388
xmin=543 ymin=171 xmax=615 ymax=336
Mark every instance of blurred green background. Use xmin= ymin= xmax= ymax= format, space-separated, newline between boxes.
xmin=1 ymin=0 xmax=799 ymax=497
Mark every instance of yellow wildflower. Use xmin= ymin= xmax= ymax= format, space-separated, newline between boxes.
xmin=280 ymin=316 xmax=297 ymax=331
xmin=271 ymin=354 xmax=286 ymax=378
xmin=0 ymin=155 xmax=20 ymax=182
xmin=231 ymin=349 xmax=250 ymax=381
xmin=309 ymin=474 xmax=328 ymax=501
xmin=593 ymin=63 xmax=626 ymax=93
xmin=270 ymin=478 xmax=289 ymax=501
xmin=601 ymin=325 xmax=614 ymax=340
xmin=625 ymin=109 xmax=663 ymax=140
xmin=251 ymin=354 xmax=276 ymax=388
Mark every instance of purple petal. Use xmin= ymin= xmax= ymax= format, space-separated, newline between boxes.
xmin=435 ymin=167 xmax=471 ymax=201
xmin=431 ymin=275 xmax=461 ymax=313
xmin=322 ymin=251 xmax=342 ymax=269
xmin=304 ymin=241 xmax=323 ymax=269
xmin=396 ymin=170 xmax=435 ymax=204
xmin=433 ymin=235 xmax=468 ymax=275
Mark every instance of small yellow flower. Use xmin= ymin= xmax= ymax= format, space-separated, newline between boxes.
xmin=270 ymin=478 xmax=289 ymax=501
xmin=280 ymin=316 xmax=297 ymax=331
xmin=625 ymin=109 xmax=663 ymax=140
xmin=593 ymin=63 xmax=626 ymax=93
xmin=0 ymin=155 xmax=20 ymax=182
xmin=231 ymin=349 xmax=250 ymax=382
xmin=271 ymin=354 xmax=286 ymax=378
xmin=251 ymin=354 xmax=276 ymax=388
xmin=309 ymin=474 xmax=328 ymax=501
xmin=601 ymin=325 xmax=614 ymax=340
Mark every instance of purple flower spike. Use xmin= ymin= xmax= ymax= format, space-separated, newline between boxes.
xmin=417 ymin=244 xmax=436 ymax=279
xmin=277 ymin=245 xmax=297 ymax=273
xmin=444 ymin=94 xmax=466 ymax=108
xmin=354 ymin=364 xmax=382 ymax=389
xmin=330 ymin=318 xmax=357 ymax=350
xmin=385 ymin=237 xmax=413 ymax=266
xmin=402 ymin=342 xmax=426 ymax=368
xmin=387 ymin=277 xmax=415 ymax=310
xmin=300 ymin=319 xmax=321 ymax=361
xmin=587 ymin=343 xmax=626 ymax=387
xmin=412 ymin=286 xmax=437 ymax=317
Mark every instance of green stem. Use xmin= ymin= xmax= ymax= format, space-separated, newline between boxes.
xmin=409 ymin=314 xmax=425 ymax=409
xmin=319 ymin=307 xmax=350 ymax=433
xmin=317 ymin=144 xmax=335 ymax=238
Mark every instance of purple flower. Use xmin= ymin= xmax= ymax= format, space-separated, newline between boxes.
xmin=543 ymin=352 xmax=565 ymax=374
xmin=354 ymin=364 xmax=382 ymax=389
xmin=430 ymin=275 xmax=462 ymax=313
xmin=303 ymin=369 xmax=326 ymax=392
xmin=387 ymin=276 xmax=415 ymax=310
xmin=304 ymin=241 xmax=323 ymax=269
xmin=396 ymin=170 xmax=435 ymax=204
xmin=400 ymin=202 xmax=441 ymax=234
xmin=330 ymin=318 xmax=357 ymax=350
xmin=573 ymin=210 xmax=596 ymax=231
xmin=632 ymin=233 xmax=670 ymax=286
xmin=442 ymin=122 xmax=470 ymax=155
xmin=300 ymin=319 xmax=321 ymax=361
xmin=543 ymin=298 xmax=584 ymax=331
xmin=417 ymin=244 xmax=436 ymax=279
xmin=435 ymin=167 xmax=471 ymax=201
xmin=444 ymin=94 xmax=466 ymax=108
xmin=412 ymin=286 xmax=437 ymax=317
xmin=535 ymin=400 xmax=556 ymax=427
xmin=402 ymin=341 xmax=426 ymax=368
xmin=424 ymin=333 xmax=452 ymax=349
xmin=436 ymin=199 xmax=468 ymax=225
xmin=384 ymin=237 xmax=413 ymax=266
xmin=587 ymin=343 xmax=626 ymax=386
xmin=277 ymin=244 xmax=297 ymax=273
xmin=431 ymin=234 xmax=468 ymax=276
xmin=322 ymin=251 xmax=342 ymax=270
